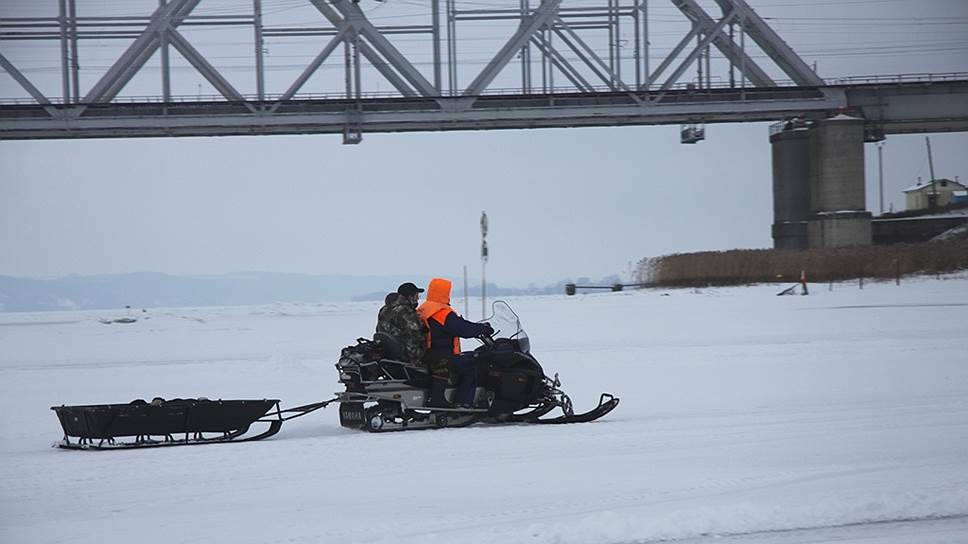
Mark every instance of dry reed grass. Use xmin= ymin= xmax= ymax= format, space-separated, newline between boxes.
xmin=637 ymin=239 xmax=968 ymax=287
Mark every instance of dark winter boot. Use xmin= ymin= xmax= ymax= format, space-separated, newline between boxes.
xmin=472 ymin=387 xmax=490 ymax=409
xmin=428 ymin=377 xmax=453 ymax=408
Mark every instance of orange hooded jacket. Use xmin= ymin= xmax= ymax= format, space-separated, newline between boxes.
xmin=416 ymin=277 xmax=461 ymax=354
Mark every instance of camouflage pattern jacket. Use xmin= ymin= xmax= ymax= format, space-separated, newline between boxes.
xmin=376 ymin=297 xmax=428 ymax=363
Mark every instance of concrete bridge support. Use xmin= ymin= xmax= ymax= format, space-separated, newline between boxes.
xmin=806 ymin=116 xmax=872 ymax=248
xmin=770 ymin=126 xmax=811 ymax=249
xmin=770 ymin=115 xmax=872 ymax=249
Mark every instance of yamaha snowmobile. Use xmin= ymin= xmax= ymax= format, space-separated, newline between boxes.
xmin=335 ymin=301 xmax=619 ymax=432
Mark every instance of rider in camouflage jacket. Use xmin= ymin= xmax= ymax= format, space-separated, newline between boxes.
xmin=376 ymin=284 xmax=428 ymax=363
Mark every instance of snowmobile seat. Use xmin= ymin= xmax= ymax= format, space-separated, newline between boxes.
xmin=373 ymin=332 xmax=405 ymax=361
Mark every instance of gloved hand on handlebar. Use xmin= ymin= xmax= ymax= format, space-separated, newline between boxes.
xmin=481 ymin=322 xmax=495 ymax=337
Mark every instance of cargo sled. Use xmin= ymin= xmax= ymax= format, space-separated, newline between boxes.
xmin=51 ymin=398 xmax=328 ymax=450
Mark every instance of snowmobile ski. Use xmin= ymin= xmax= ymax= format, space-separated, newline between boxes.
xmin=528 ymin=394 xmax=620 ymax=424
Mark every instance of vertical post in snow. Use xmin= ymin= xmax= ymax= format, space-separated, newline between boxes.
xmin=877 ymin=141 xmax=885 ymax=215
xmin=463 ymin=265 xmax=469 ymax=317
xmin=481 ymin=211 xmax=488 ymax=320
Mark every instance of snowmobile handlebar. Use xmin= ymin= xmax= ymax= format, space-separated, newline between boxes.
xmin=477 ymin=323 xmax=496 ymax=345
xmin=477 ymin=332 xmax=495 ymax=347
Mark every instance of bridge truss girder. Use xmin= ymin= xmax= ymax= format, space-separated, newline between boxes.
xmin=1 ymin=1 xmax=964 ymax=142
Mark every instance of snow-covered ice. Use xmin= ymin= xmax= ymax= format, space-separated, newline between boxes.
xmin=2 ymin=276 xmax=967 ymax=543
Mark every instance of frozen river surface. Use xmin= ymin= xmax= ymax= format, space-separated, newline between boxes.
xmin=2 ymin=277 xmax=967 ymax=543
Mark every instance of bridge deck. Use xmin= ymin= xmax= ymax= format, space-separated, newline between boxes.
xmin=1 ymin=79 xmax=966 ymax=140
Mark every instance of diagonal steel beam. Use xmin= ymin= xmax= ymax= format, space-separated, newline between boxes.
xmin=294 ymin=1 xmax=419 ymax=99
xmin=712 ymin=0 xmax=823 ymax=86
xmin=552 ymin=24 xmax=616 ymax=91
xmin=276 ymin=29 xmax=348 ymax=104
xmin=83 ymin=0 xmax=200 ymax=103
xmin=673 ymin=0 xmax=773 ymax=87
xmin=658 ymin=10 xmax=736 ymax=93
xmin=0 ymin=52 xmax=52 ymax=106
xmin=530 ymin=35 xmax=593 ymax=93
xmin=464 ymin=0 xmax=561 ymax=96
xmin=357 ymin=40 xmax=419 ymax=98
xmin=167 ymin=28 xmax=246 ymax=102
xmin=552 ymin=17 xmax=643 ymax=103
xmin=645 ymin=23 xmax=702 ymax=88
xmin=309 ymin=0 xmax=435 ymax=97
xmin=332 ymin=0 xmax=438 ymax=97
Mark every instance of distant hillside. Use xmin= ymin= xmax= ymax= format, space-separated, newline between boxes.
xmin=0 ymin=272 xmax=419 ymax=312
xmin=0 ymin=272 xmax=623 ymax=312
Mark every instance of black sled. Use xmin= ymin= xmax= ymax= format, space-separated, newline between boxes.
xmin=335 ymin=301 xmax=619 ymax=432
xmin=51 ymin=398 xmax=328 ymax=450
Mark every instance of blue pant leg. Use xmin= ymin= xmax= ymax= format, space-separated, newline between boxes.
xmin=451 ymin=353 xmax=477 ymax=405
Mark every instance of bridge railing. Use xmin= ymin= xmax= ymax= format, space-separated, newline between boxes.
xmin=0 ymin=79 xmax=732 ymax=105
xmin=2 ymin=72 xmax=966 ymax=106
xmin=824 ymin=72 xmax=968 ymax=86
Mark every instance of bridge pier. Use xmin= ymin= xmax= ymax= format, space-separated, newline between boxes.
xmin=770 ymin=125 xmax=811 ymax=249
xmin=770 ymin=115 xmax=872 ymax=250
xmin=807 ymin=115 xmax=872 ymax=248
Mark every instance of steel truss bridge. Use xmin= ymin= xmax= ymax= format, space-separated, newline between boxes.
xmin=1 ymin=0 xmax=967 ymax=143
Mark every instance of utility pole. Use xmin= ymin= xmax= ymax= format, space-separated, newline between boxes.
xmin=480 ymin=211 xmax=488 ymax=320
xmin=877 ymin=141 xmax=885 ymax=215
xmin=463 ymin=265 xmax=469 ymax=317
xmin=926 ymin=136 xmax=938 ymax=207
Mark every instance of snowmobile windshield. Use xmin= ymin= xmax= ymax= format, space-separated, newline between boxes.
xmin=482 ymin=300 xmax=530 ymax=353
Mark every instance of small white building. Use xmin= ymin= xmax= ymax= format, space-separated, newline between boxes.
xmin=904 ymin=178 xmax=967 ymax=210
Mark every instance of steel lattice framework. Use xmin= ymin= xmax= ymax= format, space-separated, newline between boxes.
xmin=1 ymin=0 xmax=967 ymax=142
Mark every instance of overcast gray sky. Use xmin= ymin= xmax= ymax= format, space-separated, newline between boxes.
xmin=2 ymin=0 xmax=967 ymax=286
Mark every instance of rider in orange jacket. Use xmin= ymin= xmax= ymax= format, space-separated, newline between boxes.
xmin=417 ymin=277 xmax=493 ymax=407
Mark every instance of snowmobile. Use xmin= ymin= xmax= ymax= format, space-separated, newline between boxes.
xmin=334 ymin=301 xmax=619 ymax=432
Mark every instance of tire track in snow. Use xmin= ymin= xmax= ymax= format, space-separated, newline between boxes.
xmin=622 ymin=513 xmax=968 ymax=544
